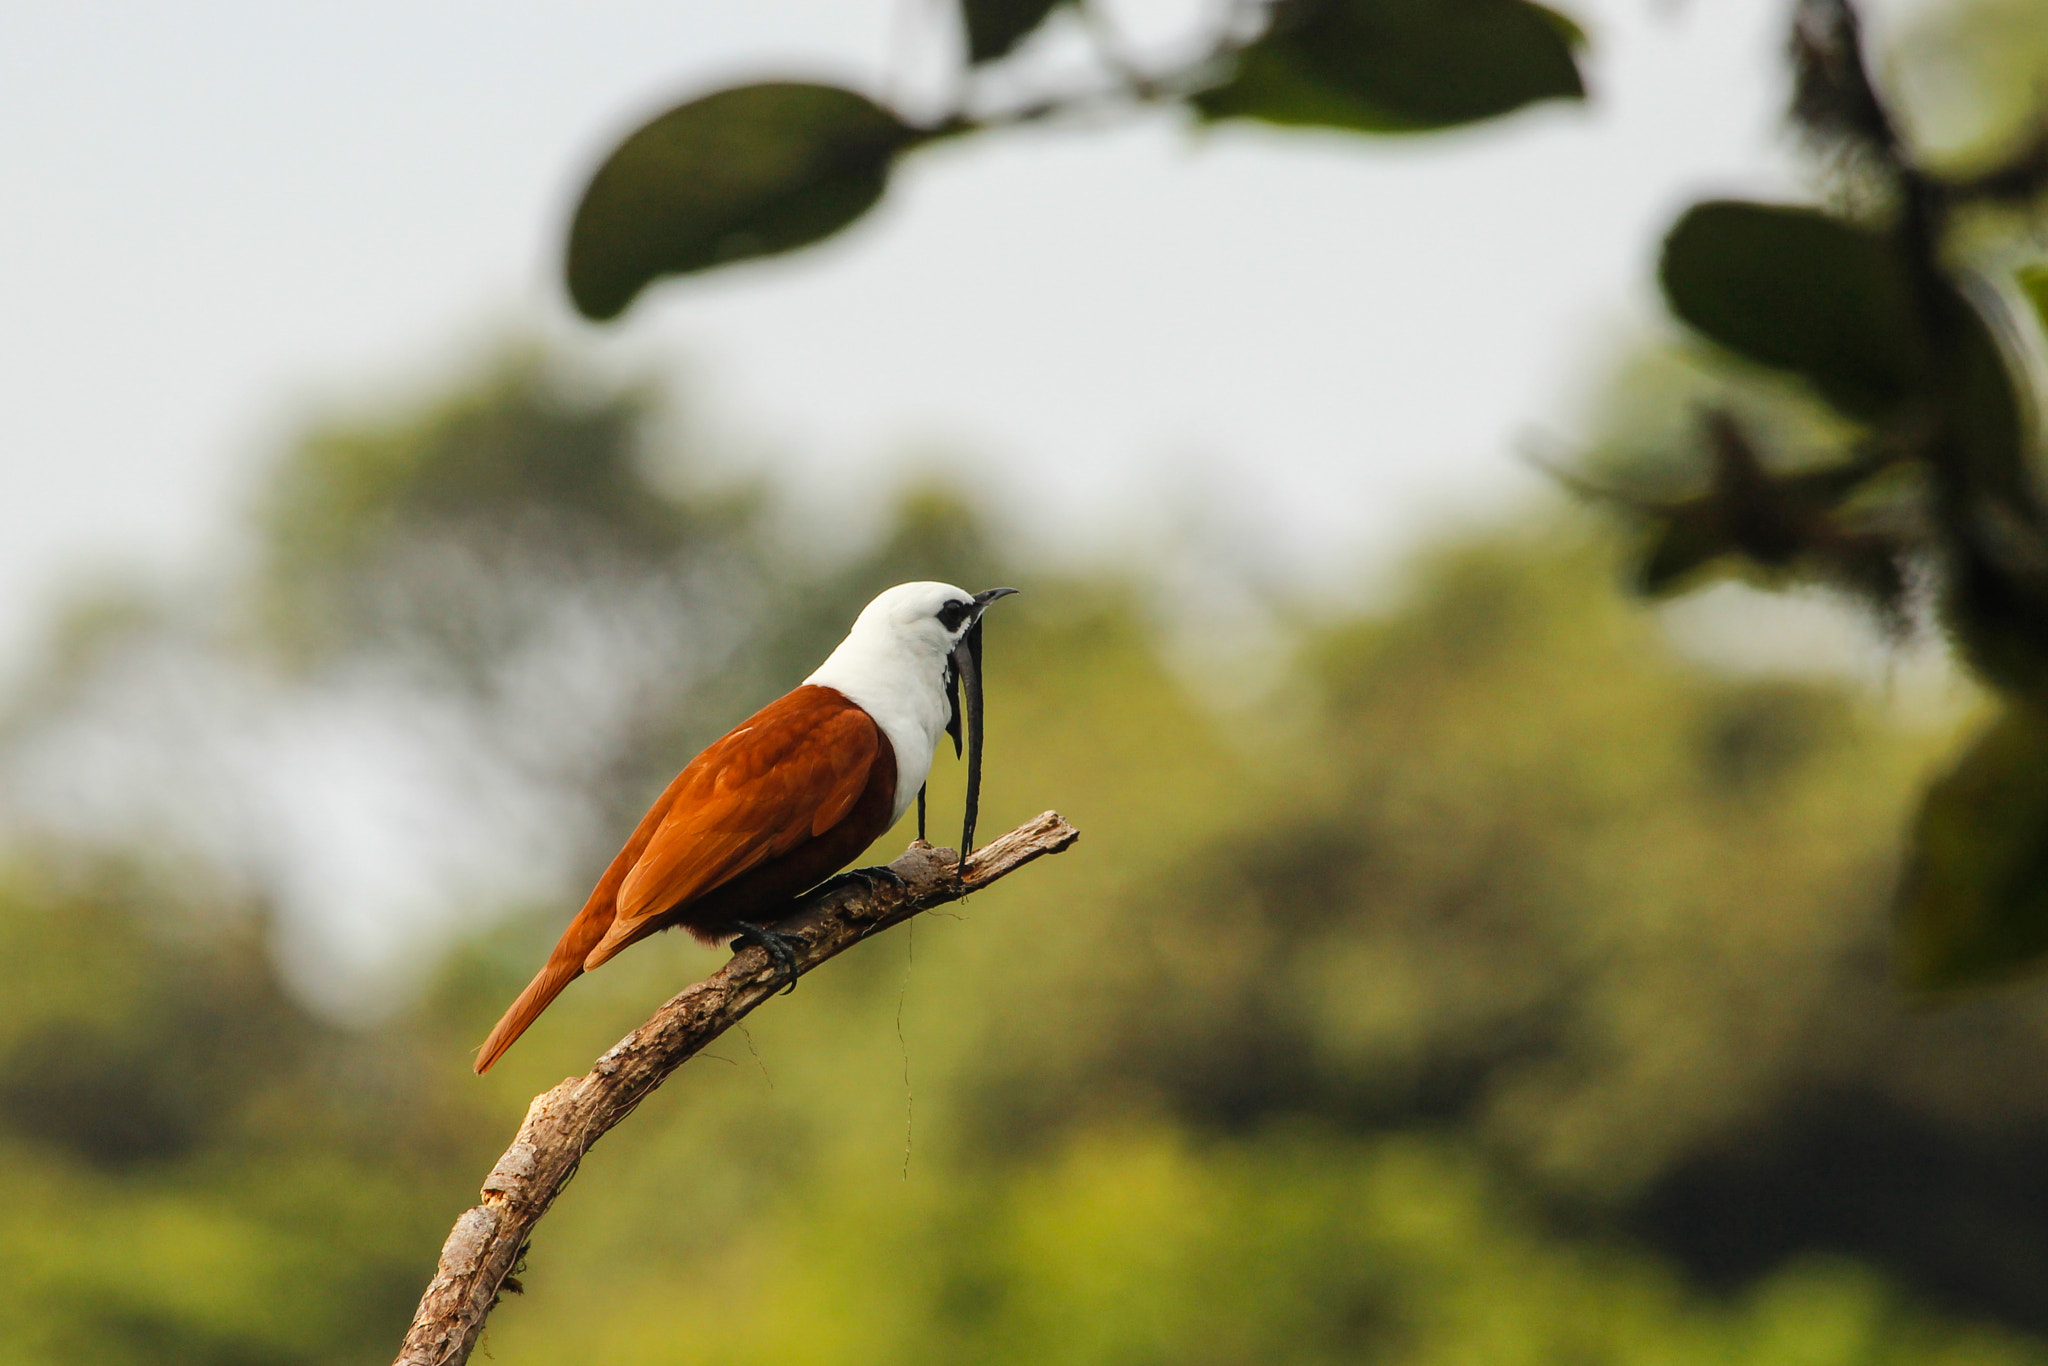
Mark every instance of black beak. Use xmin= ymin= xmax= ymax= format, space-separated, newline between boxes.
xmin=949 ymin=587 xmax=1018 ymax=873
xmin=941 ymin=588 xmax=1018 ymax=763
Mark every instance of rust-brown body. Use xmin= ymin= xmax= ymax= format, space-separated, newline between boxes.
xmin=475 ymin=684 xmax=897 ymax=1073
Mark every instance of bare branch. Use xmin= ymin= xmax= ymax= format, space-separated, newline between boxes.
xmin=392 ymin=811 xmax=1081 ymax=1366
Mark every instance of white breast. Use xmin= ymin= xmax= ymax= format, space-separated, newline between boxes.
xmin=805 ymin=643 xmax=950 ymax=828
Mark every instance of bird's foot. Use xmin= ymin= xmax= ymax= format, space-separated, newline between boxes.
xmin=814 ymin=864 xmax=909 ymax=900
xmin=728 ymin=921 xmax=803 ymax=995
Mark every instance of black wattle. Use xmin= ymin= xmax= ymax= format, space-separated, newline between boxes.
xmin=954 ymin=621 xmax=987 ymax=873
xmin=944 ymin=660 xmax=963 ymax=759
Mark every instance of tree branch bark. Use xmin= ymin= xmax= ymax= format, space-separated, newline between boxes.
xmin=392 ymin=810 xmax=1080 ymax=1366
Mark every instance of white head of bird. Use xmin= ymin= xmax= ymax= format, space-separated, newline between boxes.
xmin=806 ymin=581 xmax=1017 ymax=824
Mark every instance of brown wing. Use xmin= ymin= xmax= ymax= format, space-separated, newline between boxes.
xmin=471 ymin=685 xmax=880 ymax=1074
xmin=590 ymin=689 xmax=879 ymax=966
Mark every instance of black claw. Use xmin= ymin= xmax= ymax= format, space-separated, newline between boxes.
xmin=815 ymin=864 xmax=908 ymax=898
xmin=729 ymin=920 xmax=802 ymax=995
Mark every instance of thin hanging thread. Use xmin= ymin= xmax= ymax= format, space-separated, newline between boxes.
xmin=898 ymin=921 xmax=915 ymax=1180
xmin=738 ymin=1021 xmax=773 ymax=1090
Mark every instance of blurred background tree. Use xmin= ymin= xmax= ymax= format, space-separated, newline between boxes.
xmin=4 ymin=0 xmax=2048 ymax=1363
xmin=6 ymin=347 xmax=2048 ymax=1363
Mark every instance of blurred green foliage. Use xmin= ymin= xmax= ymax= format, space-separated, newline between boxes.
xmin=563 ymin=0 xmax=1587 ymax=321
xmin=0 ymin=855 xmax=488 ymax=1365
xmin=1589 ymin=0 xmax=2048 ymax=985
xmin=1192 ymin=0 xmax=1583 ymax=134
xmin=566 ymin=87 xmax=923 ymax=321
xmin=1898 ymin=706 xmax=2048 ymax=989
xmin=1657 ymin=202 xmax=1926 ymax=424
xmin=8 ymin=358 xmax=2048 ymax=1363
xmin=962 ymin=0 xmax=1068 ymax=64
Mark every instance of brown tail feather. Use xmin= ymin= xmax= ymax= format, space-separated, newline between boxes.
xmin=473 ymin=954 xmax=583 ymax=1074
xmin=474 ymin=900 xmax=620 ymax=1073
xmin=474 ymin=797 xmax=669 ymax=1073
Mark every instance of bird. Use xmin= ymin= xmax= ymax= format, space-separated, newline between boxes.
xmin=473 ymin=581 xmax=1017 ymax=1074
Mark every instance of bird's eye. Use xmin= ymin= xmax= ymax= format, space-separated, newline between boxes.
xmin=936 ymin=599 xmax=972 ymax=632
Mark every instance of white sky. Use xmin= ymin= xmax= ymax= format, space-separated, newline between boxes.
xmin=0 ymin=0 xmax=1806 ymax=675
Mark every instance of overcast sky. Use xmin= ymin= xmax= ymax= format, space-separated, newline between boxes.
xmin=0 ymin=0 xmax=1816 ymax=676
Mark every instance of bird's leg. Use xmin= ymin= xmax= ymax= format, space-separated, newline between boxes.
xmin=728 ymin=921 xmax=803 ymax=995
xmin=812 ymin=864 xmax=910 ymax=899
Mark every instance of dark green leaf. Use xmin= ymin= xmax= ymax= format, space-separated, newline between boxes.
xmin=1195 ymin=0 xmax=1584 ymax=134
xmin=567 ymin=83 xmax=920 ymax=321
xmin=1923 ymin=281 xmax=2048 ymax=694
xmin=1195 ymin=43 xmax=1424 ymax=133
xmin=1946 ymin=286 xmax=2027 ymax=495
xmin=1658 ymin=201 xmax=1925 ymax=420
xmin=1898 ymin=705 xmax=2048 ymax=989
xmin=962 ymin=0 xmax=1066 ymax=63
xmin=1530 ymin=2 xmax=1588 ymax=49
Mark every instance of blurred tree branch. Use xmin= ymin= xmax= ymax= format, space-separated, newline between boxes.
xmin=391 ymin=811 xmax=1079 ymax=1366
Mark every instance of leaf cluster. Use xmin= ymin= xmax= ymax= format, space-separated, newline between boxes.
xmin=562 ymin=0 xmax=1586 ymax=320
xmin=1570 ymin=0 xmax=2048 ymax=989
